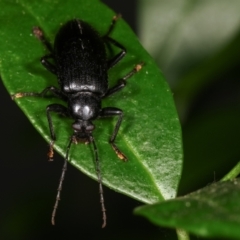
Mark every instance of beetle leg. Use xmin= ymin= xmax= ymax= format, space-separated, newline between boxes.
xmin=102 ymin=14 xmax=126 ymax=69
xmin=99 ymin=107 xmax=127 ymax=161
xmin=41 ymin=54 xmax=57 ymax=74
xmin=46 ymin=104 xmax=69 ymax=161
xmin=12 ymin=86 xmax=67 ymax=101
xmin=104 ymin=62 xmax=144 ymax=97
xmin=103 ymin=14 xmax=121 ymax=37
xmin=105 ymin=37 xmax=126 ymax=69
xmin=32 ymin=27 xmax=57 ymax=74
xmin=33 ymin=26 xmax=53 ymax=53
xmin=39 ymin=86 xmax=67 ymax=100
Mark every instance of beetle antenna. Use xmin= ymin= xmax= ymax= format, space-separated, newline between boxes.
xmin=89 ymin=134 xmax=107 ymax=228
xmin=51 ymin=136 xmax=72 ymax=225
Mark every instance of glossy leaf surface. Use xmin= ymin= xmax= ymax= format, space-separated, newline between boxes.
xmin=135 ymin=179 xmax=240 ymax=239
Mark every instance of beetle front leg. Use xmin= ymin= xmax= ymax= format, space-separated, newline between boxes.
xmin=100 ymin=107 xmax=127 ymax=161
xmin=46 ymin=104 xmax=69 ymax=161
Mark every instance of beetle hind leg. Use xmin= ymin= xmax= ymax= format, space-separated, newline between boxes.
xmin=33 ymin=26 xmax=53 ymax=53
xmin=104 ymin=14 xmax=122 ymax=37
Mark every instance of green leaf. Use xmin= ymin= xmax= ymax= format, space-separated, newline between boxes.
xmin=135 ymin=178 xmax=240 ymax=239
xmin=0 ymin=0 xmax=182 ymax=203
xmin=222 ymin=161 xmax=240 ymax=182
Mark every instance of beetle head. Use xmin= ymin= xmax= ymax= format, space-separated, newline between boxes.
xmin=72 ymin=119 xmax=95 ymax=143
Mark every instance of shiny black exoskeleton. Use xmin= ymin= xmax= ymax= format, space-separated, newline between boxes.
xmin=12 ymin=15 xmax=143 ymax=228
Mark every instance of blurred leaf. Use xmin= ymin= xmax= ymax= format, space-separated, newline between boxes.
xmin=135 ymin=178 xmax=240 ymax=239
xmin=138 ymin=0 xmax=240 ymax=118
xmin=0 ymin=0 xmax=182 ymax=203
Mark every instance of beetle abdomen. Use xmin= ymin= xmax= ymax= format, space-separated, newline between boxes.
xmin=54 ymin=19 xmax=108 ymax=94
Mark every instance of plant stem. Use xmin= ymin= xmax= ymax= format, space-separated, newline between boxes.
xmin=221 ymin=161 xmax=240 ymax=181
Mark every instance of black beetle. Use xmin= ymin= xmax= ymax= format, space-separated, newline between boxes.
xmin=12 ymin=15 xmax=143 ymax=228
